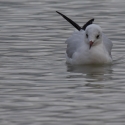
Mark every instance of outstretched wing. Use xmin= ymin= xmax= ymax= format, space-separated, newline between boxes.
xmin=56 ymin=11 xmax=81 ymax=31
xmin=56 ymin=11 xmax=94 ymax=31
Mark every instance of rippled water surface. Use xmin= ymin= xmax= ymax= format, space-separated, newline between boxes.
xmin=1 ymin=0 xmax=125 ymax=125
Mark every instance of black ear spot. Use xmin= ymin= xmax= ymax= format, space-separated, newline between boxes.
xmin=96 ymin=35 xmax=99 ymax=39
xmin=86 ymin=34 xmax=88 ymax=38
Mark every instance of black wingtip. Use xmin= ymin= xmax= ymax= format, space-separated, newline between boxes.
xmin=82 ymin=18 xmax=94 ymax=30
xmin=56 ymin=11 xmax=61 ymax=15
xmin=56 ymin=11 xmax=81 ymax=31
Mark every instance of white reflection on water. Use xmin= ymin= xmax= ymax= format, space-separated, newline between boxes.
xmin=67 ymin=64 xmax=113 ymax=81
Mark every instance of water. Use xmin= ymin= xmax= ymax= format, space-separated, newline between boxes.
xmin=0 ymin=0 xmax=125 ymax=124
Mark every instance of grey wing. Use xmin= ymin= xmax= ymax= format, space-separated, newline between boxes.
xmin=102 ymin=33 xmax=113 ymax=56
xmin=66 ymin=30 xmax=85 ymax=58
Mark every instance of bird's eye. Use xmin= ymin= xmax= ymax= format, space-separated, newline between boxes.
xmin=86 ymin=34 xmax=88 ymax=38
xmin=96 ymin=35 xmax=99 ymax=39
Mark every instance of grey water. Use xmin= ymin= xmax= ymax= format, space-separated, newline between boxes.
xmin=0 ymin=0 xmax=125 ymax=125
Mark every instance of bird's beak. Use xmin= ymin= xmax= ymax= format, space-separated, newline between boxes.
xmin=89 ymin=41 xmax=94 ymax=49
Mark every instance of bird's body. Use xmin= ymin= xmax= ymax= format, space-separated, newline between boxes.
xmin=56 ymin=11 xmax=113 ymax=65
xmin=66 ymin=26 xmax=112 ymax=65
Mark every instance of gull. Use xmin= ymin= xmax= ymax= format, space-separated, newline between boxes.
xmin=56 ymin=11 xmax=113 ymax=65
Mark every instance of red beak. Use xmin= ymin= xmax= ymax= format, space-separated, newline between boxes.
xmin=89 ymin=41 xmax=94 ymax=49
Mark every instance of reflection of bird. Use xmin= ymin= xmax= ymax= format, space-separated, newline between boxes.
xmin=67 ymin=64 xmax=113 ymax=82
xmin=56 ymin=11 xmax=113 ymax=65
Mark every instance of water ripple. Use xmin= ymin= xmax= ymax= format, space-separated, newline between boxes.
xmin=0 ymin=0 xmax=125 ymax=125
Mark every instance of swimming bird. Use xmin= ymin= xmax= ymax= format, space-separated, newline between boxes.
xmin=56 ymin=11 xmax=113 ymax=65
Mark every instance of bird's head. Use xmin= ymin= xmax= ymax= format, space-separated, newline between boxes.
xmin=84 ymin=24 xmax=103 ymax=49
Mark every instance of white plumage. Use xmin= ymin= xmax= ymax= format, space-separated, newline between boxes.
xmin=66 ymin=24 xmax=113 ymax=65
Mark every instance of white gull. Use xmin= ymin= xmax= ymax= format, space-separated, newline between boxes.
xmin=56 ymin=11 xmax=113 ymax=65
